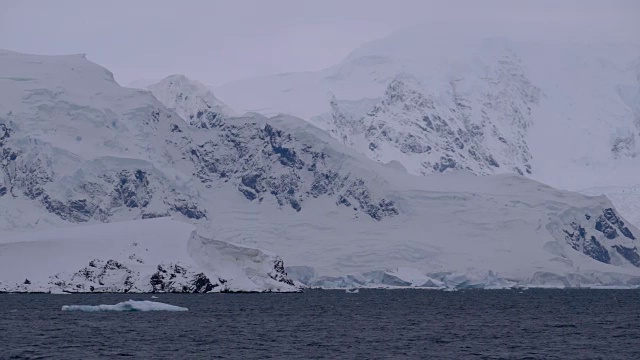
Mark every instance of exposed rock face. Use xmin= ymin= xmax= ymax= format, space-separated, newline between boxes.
xmin=563 ymin=222 xmax=611 ymax=264
xmin=551 ymin=207 xmax=639 ymax=267
xmin=1 ymin=148 xmax=207 ymax=224
xmin=49 ymin=259 xmax=137 ymax=293
xmin=113 ymin=170 xmax=152 ymax=209
xmin=187 ymin=118 xmax=398 ymax=220
xmin=597 ymin=208 xmax=636 ymax=240
xmin=0 ymin=123 xmax=10 ymax=142
xmin=314 ymin=56 xmax=540 ymax=177
xmin=613 ymin=246 xmax=640 ymax=267
xmin=269 ymin=259 xmax=295 ymax=286
xmin=150 ymin=263 xmax=220 ymax=293
xmin=1 ymin=122 xmax=16 ymax=198
xmin=38 ymin=259 xmax=223 ymax=293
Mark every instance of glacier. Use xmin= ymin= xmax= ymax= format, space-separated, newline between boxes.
xmin=1 ymin=48 xmax=640 ymax=291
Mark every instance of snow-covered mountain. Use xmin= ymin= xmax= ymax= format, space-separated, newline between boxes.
xmin=214 ymin=26 xmax=640 ymax=226
xmin=147 ymin=75 xmax=236 ymax=129
xmin=2 ymin=49 xmax=640 ymax=291
xmin=313 ymin=69 xmax=538 ymax=177
xmin=0 ymin=49 xmax=402 ymax=291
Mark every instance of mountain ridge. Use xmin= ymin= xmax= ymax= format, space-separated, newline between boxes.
xmin=2 ymin=49 xmax=640 ymax=290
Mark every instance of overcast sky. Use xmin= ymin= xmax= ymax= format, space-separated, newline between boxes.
xmin=1 ymin=0 xmax=638 ymax=86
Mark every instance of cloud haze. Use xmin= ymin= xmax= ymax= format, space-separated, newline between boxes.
xmin=1 ymin=0 xmax=637 ymax=86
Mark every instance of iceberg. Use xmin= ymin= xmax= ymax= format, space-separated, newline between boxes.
xmin=61 ymin=300 xmax=188 ymax=312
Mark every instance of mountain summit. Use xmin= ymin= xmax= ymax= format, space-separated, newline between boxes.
xmin=148 ymin=75 xmax=236 ymax=128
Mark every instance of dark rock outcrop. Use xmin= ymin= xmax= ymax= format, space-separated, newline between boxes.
xmin=150 ymin=263 xmax=219 ymax=293
xmin=49 ymin=259 xmax=136 ymax=293
xmin=613 ymin=246 xmax=640 ymax=267
xmin=560 ymin=208 xmax=638 ymax=267
xmin=269 ymin=258 xmax=295 ymax=286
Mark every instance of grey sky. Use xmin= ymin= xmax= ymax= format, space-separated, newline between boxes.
xmin=1 ymin=0 xmax=637 ymax=86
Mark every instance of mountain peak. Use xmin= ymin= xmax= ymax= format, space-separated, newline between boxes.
xmin=158 ymin=74 xmax=206 ymax=89
xmin=148 ymin=75 xmax=235 ymax=128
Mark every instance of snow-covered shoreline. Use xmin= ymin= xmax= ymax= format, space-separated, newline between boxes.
xmin=0 ymin=218 xmax=299 ymax=294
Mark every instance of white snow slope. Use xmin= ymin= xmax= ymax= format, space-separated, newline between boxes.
xmin=1 ymin=49 xmax=640 ymax=291
xmin=0 ymin=218 xmax=296 ymax=293
xmin=214 ymin=25 xmax=640 ymax=227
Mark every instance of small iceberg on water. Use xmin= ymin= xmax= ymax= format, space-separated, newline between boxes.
xmin=61 ymin=300 xmax=188 ymax=312
xmin=345 ymin=288 xmax=359 ymax=294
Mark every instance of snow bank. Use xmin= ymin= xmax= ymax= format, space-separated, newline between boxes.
xmin=0 ymin=218 xmax=297 ymax=293
xmin=61 ymin=300 xmax=187 ymax=312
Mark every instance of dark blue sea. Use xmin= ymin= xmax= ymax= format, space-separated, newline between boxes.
xmin=1 ymin=289 xmax=639 ymax=359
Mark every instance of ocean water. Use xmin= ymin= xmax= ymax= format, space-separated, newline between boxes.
xmin=1 ymin=289 xmax=639 ymax=359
